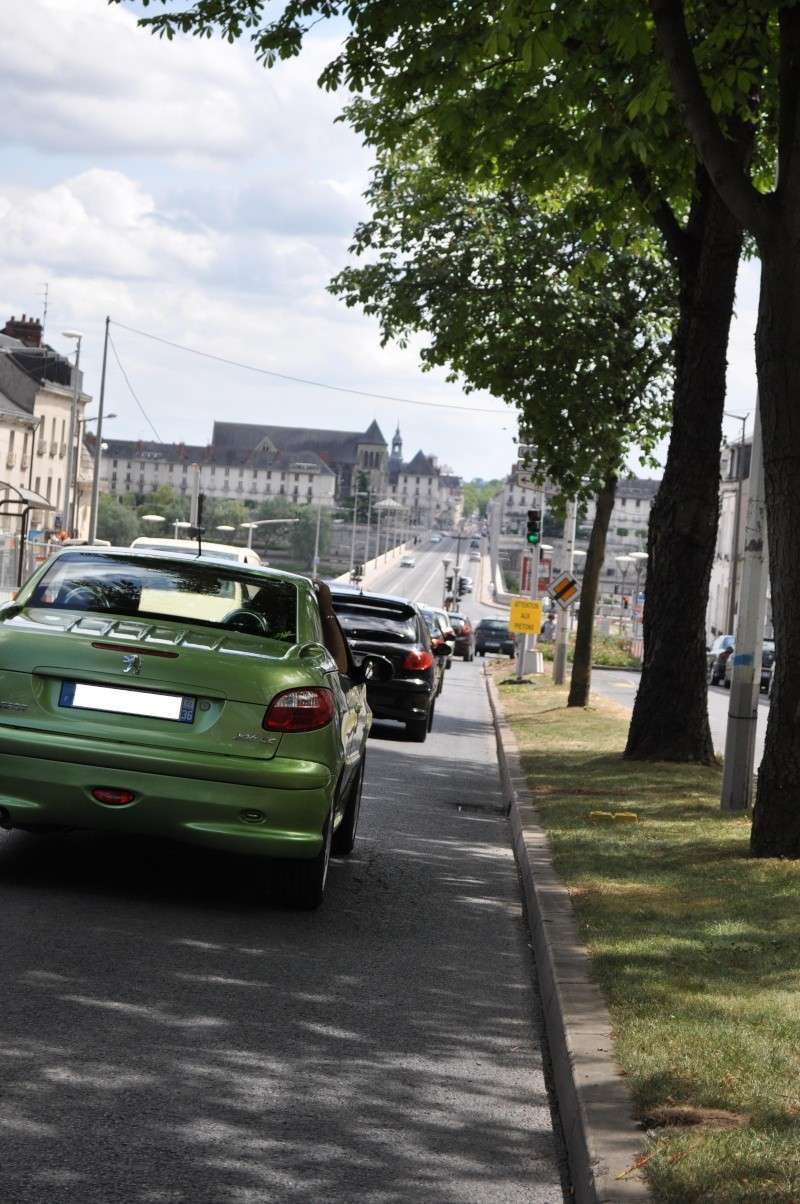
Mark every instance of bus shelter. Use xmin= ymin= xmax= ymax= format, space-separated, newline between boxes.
xmin=0 ymin=481 xmax=55 ymax=588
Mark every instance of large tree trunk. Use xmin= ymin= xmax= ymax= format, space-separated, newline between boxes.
xmin=625 ymin=171 xmax=743 ymax=762
xmin=750 ymin=240 xmax=800 ymax=855
xmin=568 ymin=474 xmax=616 ymax=707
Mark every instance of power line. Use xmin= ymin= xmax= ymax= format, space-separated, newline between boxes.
xmin=110 ymin=319 xmax=508 ymax=417
xmin=108 ymin=333 xmax=163 ymax=442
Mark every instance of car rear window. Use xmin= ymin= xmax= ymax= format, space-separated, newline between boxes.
xmin=28 ymin=553 xmax=297 ymax=642
xmin=479 ymin=620 xmax=510 ymax=633
xmin=332 ymin=598 xmax=418 ymax=644
xmin=449 ymin=618 xmax=466 ymax=634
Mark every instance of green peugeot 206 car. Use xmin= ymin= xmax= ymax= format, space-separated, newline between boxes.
xmin=0 ymin=548 xmax=391 ymax=908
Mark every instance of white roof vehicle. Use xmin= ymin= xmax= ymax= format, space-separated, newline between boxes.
xmin=131 ymin=537 xmax=263 ymax=568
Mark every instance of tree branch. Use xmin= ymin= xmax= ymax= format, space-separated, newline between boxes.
xmin=628 ymin=159 xmax=692 ymax=272
xmin=778 ymin=5 xmax=800 ymax=198
xmin=650 ymin=0 xmax=770 ymax=240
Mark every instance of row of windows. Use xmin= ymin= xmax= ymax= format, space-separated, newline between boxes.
xmin=110 ymin=459 xmax=317 ymax=485
xmin=32 ymin=475 xmax=63 ymax=508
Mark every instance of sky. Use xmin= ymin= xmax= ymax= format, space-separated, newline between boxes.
xmin=0 ymin=0 xmax=761 ymax=482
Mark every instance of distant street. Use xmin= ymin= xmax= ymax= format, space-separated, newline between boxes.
xmin=588 ymin=669 xmax=769 ymax=762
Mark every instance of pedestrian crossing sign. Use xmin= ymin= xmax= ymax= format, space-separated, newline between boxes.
xmin=508 ymin=597 xmax=543 ymax=634
xmin=549 ymin=572 xmax=579 ymax=610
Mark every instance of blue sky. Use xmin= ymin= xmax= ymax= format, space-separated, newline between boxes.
xmin=0 ymin=0 xmax=760 ymax=481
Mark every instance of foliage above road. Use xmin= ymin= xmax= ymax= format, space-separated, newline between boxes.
xmin=330 ymin=156 xmax=675 ymax=499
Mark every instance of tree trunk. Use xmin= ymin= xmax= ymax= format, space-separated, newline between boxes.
xmin=625 ymin=172 xmax=743 ymax=762
xmin=568 ymin=474 xmax=616 ymax=707
xmin=750 ymin=237 xmax=800 ymax=855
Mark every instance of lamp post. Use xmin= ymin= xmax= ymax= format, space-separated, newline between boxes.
xmin=61 ymin=331 xmax=83 ymax=536
xmin=724 ymin=410 xmax=750 ymax=634
xmin=629 ymin=551 xmax=649 ymax=639
xmin=174 ymin=519 xmax=192 ymax=539
xmin=614 ymin=555 xmax=634 ymax=634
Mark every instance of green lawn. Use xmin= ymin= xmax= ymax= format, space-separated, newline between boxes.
xmin=540 ymin=631 xmax=641 ymax=668
xmin=496 ymin=671 xmax=800 ymax=1204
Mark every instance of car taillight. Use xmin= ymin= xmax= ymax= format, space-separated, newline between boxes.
xmin=403 ymin=649 xmax=434 ymax=671
xmin=92 ymin=787 xmax=135 ymax=806
xmin=263 ymin=687 xmax=334 ymax=732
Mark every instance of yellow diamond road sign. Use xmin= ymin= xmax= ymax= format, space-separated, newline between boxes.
xmin=550 ymin=572 xmax=579 ymax=609
xmin=508 ymin=597 xmax=543 ymax=634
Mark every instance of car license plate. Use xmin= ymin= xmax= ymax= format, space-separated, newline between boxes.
xmin=485 ymin=643 xmax=499 ymax=650
xmin=59 ymin=681 xmax=196 ymax=724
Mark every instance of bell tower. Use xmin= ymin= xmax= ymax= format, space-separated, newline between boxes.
xmin=390 ymin=423 xmax=403 ymax=465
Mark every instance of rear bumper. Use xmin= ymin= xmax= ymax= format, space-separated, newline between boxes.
xmin=0 ymin=730 xmax=333 ymax=859
xmin=366 ymin=679 xmax=432 ymax=724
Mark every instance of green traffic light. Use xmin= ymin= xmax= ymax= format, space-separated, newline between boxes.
xmin=527 ymin=533 xmax=540 ymax=545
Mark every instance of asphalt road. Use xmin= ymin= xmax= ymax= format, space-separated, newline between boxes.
xmin=0 ymin=538 xmax=567 ymax=1204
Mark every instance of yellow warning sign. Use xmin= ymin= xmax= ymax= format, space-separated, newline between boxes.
xmin=508 ymin=597 xmax=543 ymax=634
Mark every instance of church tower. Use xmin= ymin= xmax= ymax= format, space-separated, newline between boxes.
xmin=390 ymin=422 xmax=403 ymax=465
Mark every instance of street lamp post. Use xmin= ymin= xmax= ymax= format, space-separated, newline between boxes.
xmin=724 ymin=411 xmax=750 ymax=634
xmin=89 ymin=316 xmax=110 ymax=544
xmin=61 ymin=331 xmax=83 ymax=536
xmin=629 ymin=551 xmax=649 ymax=639
xmin=614 ymin=555 xmax=634 ymax=634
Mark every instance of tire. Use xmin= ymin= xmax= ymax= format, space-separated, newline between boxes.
xmin=479 ymin=650 xmax=485 ymax=658
xmin=282 ymin=812 xmax=332 ymax=910
xmin=724 ymin=677 xmax=731 ymax=689
xmin=332 ymin=762 xmax=364 ymax=857
xmin=406 ymin=715 xmax=428 ymax=743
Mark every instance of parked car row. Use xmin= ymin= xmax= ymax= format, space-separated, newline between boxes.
xmin=707 ymin=632 xmax=775 ymax=693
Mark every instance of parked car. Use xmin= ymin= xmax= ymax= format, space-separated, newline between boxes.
xmin=330 ymin=589 xmax=448 ymax=741
xmin=400 ymin=555 xmax=416 ymax=568
xmin=475 ymin=618 xmax=515 ymax=657
xmin=419 ymin=605 xmax=456 ymax=673
xmin=0 ymin=548 xmax=392 ymax=909
xmin=723 ymin=637 xmax=775 ymax=692
xmin=707 ymin=634 xmax=735 ymax=685
xmin=131 ymin=537 xmax=264 ymax=568
xmin=448 ymin=613 xmax=475 ymax=661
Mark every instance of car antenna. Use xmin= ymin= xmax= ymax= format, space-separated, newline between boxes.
xmin=189 ymin=493 xmax=205 ymax=558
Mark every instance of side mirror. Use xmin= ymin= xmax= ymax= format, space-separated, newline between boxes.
xmin=432 ymin=641 xmax=451 ymax=657
xmin=358 ymin=654 xmax=393 ymax=684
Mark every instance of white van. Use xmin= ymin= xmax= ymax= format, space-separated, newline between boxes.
xmin=130 ymin=537 xmax=264 ymax=568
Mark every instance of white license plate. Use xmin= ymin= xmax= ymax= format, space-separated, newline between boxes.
xmin=59 ymin=681 xmax=196 ymax=723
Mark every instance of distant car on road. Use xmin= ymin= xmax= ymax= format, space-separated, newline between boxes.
xmin=469 ymin=552 xmax=481 ymax=563
xmin=400 ymin=555 xmax=416 ymax=568
xmin=331 ymin=589 xmax=448 ymax=741
xmin=723 ymin=637 xmax=775 ymax=693
xmin=469 ymin=538 xmax=480 ymax=550
xmin=475 ymin=618 xmax=515 ymax=658
xmin=707 ymin=634 xmax=735 ymax=685
xmin=430 ymin=533 xmax=441 ymax=544
xmin=448 ymin=613 xmax=475 ymax=661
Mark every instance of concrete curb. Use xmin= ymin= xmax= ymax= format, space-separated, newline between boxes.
xmin=485 ymin=672 xmax=651 ymax=1204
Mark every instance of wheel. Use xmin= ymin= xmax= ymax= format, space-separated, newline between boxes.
xmin=724 ymin=677 xmax=731 ymax=689
xmin=282 ymin=812 xmax=332 ymax=909
xmin=406 ymin=715 xmax=428 ymax=743
xmin=479 ymin=650 xmax=485 ymax=658
xmin=332 ymin=762 xmax=364 ymax=857
xmin=427 ymin=702 xmax=435 ymax=732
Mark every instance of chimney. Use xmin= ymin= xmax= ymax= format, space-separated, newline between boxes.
xmin=2 ymin=313 xmax=43 ymax=347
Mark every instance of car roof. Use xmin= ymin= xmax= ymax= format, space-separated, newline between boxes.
xmin=44 ymin=545 xmax=310 ymax=587
xmin=131 ymin=537 xmax=260 ymax=560
xmin=330 ymin=587 xmax=420 ymax=610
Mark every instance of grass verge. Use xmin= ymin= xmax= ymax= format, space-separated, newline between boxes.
xmin=494 ymin=668 xmax=800 ymax=1204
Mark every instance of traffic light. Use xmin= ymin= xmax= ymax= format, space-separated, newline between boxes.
xmin=526 ymin=509 xmax=542 ymax=545
xmin=458 ymin=577 xmax=468 ymax=597
xmin=445 ymin=575 xmax=454 ymax=591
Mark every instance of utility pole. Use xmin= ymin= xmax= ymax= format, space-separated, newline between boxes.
xmin=312 ymin=499 xmax=323 ymax=577
xmin=553 ymin=498 xmax=577 ymax=685
xmin=189 ymin=465 xmax=201 ymax=526
xmin=516 ymin=486 xmax=544 ymax=680
xmin=89 ymin=317 xmax=110 ymax=543
xmin=725 ymin=412 xmax=750 ymax=635
xmin=721 ymin=403 xmax=768 ymax=812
